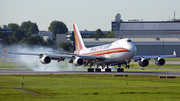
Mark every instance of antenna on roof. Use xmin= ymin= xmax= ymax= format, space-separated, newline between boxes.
xmin=174 ymin=11 xmax=176 ymax=21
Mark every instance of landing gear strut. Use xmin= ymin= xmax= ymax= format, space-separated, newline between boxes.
xmin=87 ymin=61 xmax=94 ymax=72
xmin=95 ymin=68 xmax=101 ymax=72
xmin=117 ymin=64 xmax=124 ymax=72
xmin=95 ymin=65 xmax=101 ymax=72
xmin=125 ymin=65 xmax=130 ymax=69
xmin=125 ymin=59 xmax=130 ymax=69
xmin=105 ymin=64 xmax=111 ymax=72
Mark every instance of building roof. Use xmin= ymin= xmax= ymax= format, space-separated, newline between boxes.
xmin=117 ymin=21 xmax=180 ymax=31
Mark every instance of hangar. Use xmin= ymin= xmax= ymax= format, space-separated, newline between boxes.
xmin=83 ymin=13 xmax=180 ymax=57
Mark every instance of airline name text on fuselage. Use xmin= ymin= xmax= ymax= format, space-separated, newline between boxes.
xmin=90 ymin=44 xmax=112 ymax=51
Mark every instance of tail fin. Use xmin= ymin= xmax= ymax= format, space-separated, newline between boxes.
xmin=3 ymin=48 xmax=8 ymax=53
xmin=173 ymin=51 xmax=176 ymax=56
xmin=73 ymin=24 xmax=86 ymax=50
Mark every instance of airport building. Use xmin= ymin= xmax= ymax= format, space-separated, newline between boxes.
xmin=83 ymin=13 xmax=180 ymax=57
xmin=0 ymin=25 xmax=12 ymax=37
xmin=80 ymin=30 xmax=107 ymax=38
xmin=32 ymin=31 xmax=53 ymax=42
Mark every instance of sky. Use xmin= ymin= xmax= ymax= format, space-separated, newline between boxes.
xmin=0 ymin=0 xmax=180 ymax=31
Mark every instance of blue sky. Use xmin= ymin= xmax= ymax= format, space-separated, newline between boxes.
xmin=0 ymin=0 xmax=180 ymax=31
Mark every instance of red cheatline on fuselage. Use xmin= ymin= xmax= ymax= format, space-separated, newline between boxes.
xmin=78 ymin=48 xmax=129 ymax=56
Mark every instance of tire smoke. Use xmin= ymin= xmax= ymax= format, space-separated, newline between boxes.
xmin=2 ymin=44 xmax=86 ymax=71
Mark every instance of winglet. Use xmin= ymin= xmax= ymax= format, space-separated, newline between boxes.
xmin=3 ymin=48 xmax=8 ymax=53
xmin=173 ymin=51 xmax=176 ymax=56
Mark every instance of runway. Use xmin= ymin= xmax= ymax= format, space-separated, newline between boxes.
xmin=0 ymin=68 xmax=180 ymax=76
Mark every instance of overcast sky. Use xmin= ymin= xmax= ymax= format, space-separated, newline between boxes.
xmin=0 ymin=0 xmax=180 ymax=31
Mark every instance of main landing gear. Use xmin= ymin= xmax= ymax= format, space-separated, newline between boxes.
xmin=87 ymin=65 xmax=101 ymax=72
xmin=87 ymin=64 xmax=127 ymax=72
xmin=95 ymin=65 xmax=101 ymax=72
xmin=87 ymin=68 xmax=94 ymax=72
xmin=105 ymin=65 xmax=111 ymax=72
xmin=87 ymin=65 xmax=111 ymax=72
xmin=117 ymin=64 xmax=124 ymax=72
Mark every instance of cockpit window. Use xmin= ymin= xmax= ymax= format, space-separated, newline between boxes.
xmin=127 ymin=40 xmax=132 ymax=42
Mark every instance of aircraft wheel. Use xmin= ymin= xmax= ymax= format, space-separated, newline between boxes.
xmin=127 ymin=65 xmax=130 ymax=69
xmin=87 ymin=68 xmax=94 ymax=72
xmin=95 ymin=68 xmax=101 ymax=72
xmin=105 ymin=68 xmax=111 ymax=72
xmin=117 ymin=68 xmax=124 ymax=72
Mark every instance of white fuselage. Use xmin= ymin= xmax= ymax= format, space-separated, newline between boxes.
xmin=75 ymin=38 xmax=137 ymax=64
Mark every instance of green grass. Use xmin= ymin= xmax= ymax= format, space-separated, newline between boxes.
xmin=0 ymin=62 xmax=26 ymax=68
xmin=1 ymin=58 xmax=180 ymax=100
xmin=0 ymin=74 xmax=180 ymax=101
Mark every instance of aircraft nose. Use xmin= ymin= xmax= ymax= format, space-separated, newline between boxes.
xmin=125 ymin=43 xmax=136 ymax=56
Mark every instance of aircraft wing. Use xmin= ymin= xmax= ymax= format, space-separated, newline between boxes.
xmin=47 ymin=51 xmax=77 ymax=55
xmin=132 ymin=51 xmax=177 ymax=60
xmin=3 ymin=48 xmax=106 ymax=61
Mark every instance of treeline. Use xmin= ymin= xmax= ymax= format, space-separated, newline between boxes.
xmin=0 ymin=20 xmax=113 ymax=51
xmin=89 ymin=29 xmax=114 ymax=38
xmin=0 ymin=21 xmax=68 ymax=46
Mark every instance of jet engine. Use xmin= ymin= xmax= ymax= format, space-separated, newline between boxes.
xmin=40 ymin=55 xmax=51 ymax=64
xmin=155 ymin=58 xmax=165 ymax=66
xmin=138 ymin=58 xmax=149 ymax=67
xmin=73 ymin=57 xmax=84 ymax=66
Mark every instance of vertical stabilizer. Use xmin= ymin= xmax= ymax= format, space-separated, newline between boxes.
xmin=73 ymin=24 xmax=86 ymax=50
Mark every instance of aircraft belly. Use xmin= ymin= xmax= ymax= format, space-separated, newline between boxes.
xmin=102 ymin=52 xmax=133 ymax=64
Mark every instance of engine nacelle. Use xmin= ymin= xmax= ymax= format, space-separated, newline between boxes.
xmin=40 ymin=55 xmax=51 ymax=64
xmin=73 ymin=57 xmax=84 ymax=66
xmin=138 ymin=58 xmax=149 ymax=67
xmin=155 ymin=58 xmax=165 ymax=66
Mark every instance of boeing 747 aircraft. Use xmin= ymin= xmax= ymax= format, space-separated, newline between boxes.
xmin=3 ymin=24 xmax=176 ymax=72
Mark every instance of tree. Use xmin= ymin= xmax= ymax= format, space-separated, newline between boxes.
xmin=19 ymin=21 xmax=39 ymax=34
xmin=46 ymin=39 xmax=53 ymax=45
xmin=19 ymin=37 xmax=27 ymax=43
xmin=26 ymin=36 xmax=43 ymax=45
xmin=105 ymin=31 xmax=110 ymax=38
xmin=12 ymin=29 xmax=25 ymax=41
xmin=0 ymin=36 xmax=17 ymax=45
xmin=48 ymin=21 xmax=68 ymax=39
xmin=0 ymin=37 xmax=9 ymax=45
xmin=8 ymin=23 xmax=19 ymax=32
xmin=59 ymin=42 xmax=71 ymax=52
xmin=8 ymin=36 xmax=18 ymax=44
xmin=0 ymin=32 xmax=7 ymax=38
xmin=107 ymin=31 xmax=114 ymax=38
xmin=105 ymin=31 xmax=114 ymax=38
xmin=93 ymin=29 xmax=105 ymax=38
